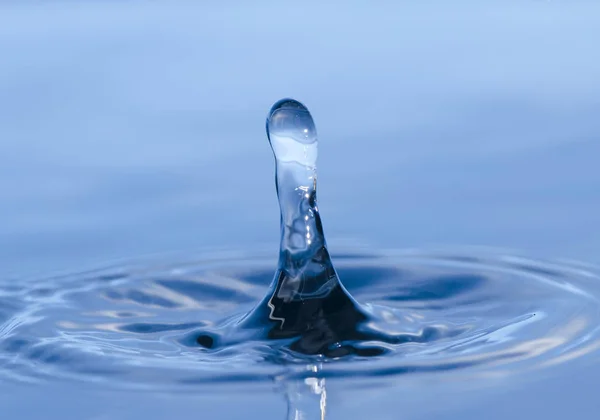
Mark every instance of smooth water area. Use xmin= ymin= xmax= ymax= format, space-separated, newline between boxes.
xmin=2 ymin=1 xmax=600 ymax=419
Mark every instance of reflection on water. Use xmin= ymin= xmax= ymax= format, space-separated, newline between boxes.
xmin=1 ymin=249 xmax=600 ymax=391
xmin=283 ymin=374 xmax=327 ymax=420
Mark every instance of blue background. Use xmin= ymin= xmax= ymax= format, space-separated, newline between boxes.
xmin=1 ymin=1 xmax=599 ymax=419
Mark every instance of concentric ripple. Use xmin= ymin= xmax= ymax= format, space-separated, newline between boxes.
xmin=1 ymin=248 xmax=599 ymax=390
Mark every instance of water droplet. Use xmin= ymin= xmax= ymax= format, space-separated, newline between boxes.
xmin=267 ymin=98 xmax=318 ymax=166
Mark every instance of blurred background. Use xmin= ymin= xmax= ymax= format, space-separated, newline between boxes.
xmin=1 ymin=1 xmax=599 ymax=419
xmin=2 ymin=1 xmax=599 ymax=277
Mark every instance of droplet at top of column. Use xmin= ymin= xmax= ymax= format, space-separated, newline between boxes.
xmin=267 ymin=98 xmax=318 ymax=167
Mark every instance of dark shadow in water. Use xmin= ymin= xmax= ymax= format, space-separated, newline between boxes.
xmin=95 ymin=273 xmax=129 ymax=282
xmin=506 ymin=263 xmax=564 ymax=278
xmin=385 ymin=274 xmax=485 ymax=302
xmin=2 ymin=337 xmax=33 ymax=353
xmin=333 ymin=266 xmax=403 ymax=291
xmin=118 ymin=322 xmax=206 ymax=334
xmin=239 ymin=270 xmax=277 ymax=286
xmin=103 ymin=289 xmax=180 ymax=308
xmin=155 ymin=279 xmax=255 ymax=304
xmin=330 ymin=253 xmax=378 ymax=260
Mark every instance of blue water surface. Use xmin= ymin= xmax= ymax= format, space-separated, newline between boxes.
xmin=1 ymin=1 xmax=600 ymax=419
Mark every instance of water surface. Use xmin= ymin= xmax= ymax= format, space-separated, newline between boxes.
xmin=1 ymin=1 xmax=600 ymax=419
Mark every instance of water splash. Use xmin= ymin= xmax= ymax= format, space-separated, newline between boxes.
xmin=226 ymin=99 xmax=397 ymax=356
xmin=267 ymin=98 xmax=334 ymax=300
xmin=2 ymin=99 xmax=600 ymax=395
